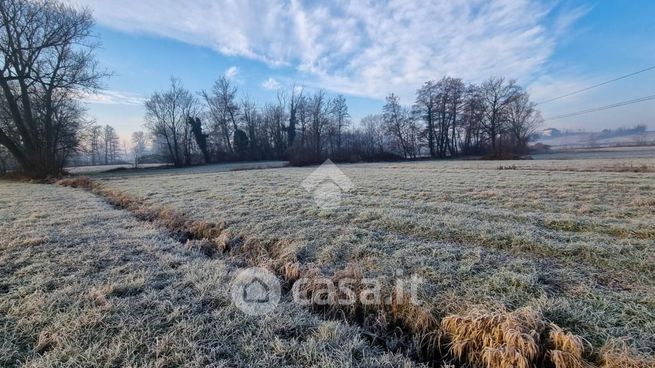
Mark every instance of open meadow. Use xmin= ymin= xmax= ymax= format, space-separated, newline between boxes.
xmin=2 ymin=149 xmax=654 ymax=367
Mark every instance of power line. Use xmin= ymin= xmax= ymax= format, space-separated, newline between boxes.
xmin=545 ymin=94 xmax=655 ymax=121
xmin=536 ymin=65 xmax=655 ymax=105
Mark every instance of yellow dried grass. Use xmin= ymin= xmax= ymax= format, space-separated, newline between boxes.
xmin=548 ymin=323 xmax=586 ymax=358
xmin=440 ymin=307 xmax=595 ymax=368
xmin=548 ymin=349 xmax=589 ymax=368
xmin=600 ymin=340 xmax=655 ymax=368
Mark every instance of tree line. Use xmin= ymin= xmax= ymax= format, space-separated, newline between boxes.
xmin=143 ymin=75 xmax=541 ymax=167
xmin=80 ymin=124 xmax=120 ymax=166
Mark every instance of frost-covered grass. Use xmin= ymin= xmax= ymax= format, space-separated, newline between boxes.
xmin=98 ymin=156 xmax=655 ymax=357
xmin=0 ymin=181 xmax=412 ymax=367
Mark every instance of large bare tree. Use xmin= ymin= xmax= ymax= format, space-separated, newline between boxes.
xmin=0 ymin=0 xmax=104 ymax=177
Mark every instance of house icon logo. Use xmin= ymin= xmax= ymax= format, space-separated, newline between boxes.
xmin=243 ymin=277 xmax=270 ymax=303
xmin=301 ymin=159 xmax=354 ymax=210
xmin=230 ymin=267 xmax=280 ymax=316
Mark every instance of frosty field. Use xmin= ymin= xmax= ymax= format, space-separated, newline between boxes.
xmin=97 ymin=156 xmax=655 ymax=356
xmin=0 ymin=182 xmax=412 ymax=367
xmin=1 ymin=153 xmax=654 ymax=367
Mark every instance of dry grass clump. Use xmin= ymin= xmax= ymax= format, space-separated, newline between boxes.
xmin=548 ymin=324 xmax=586 ymax=357
xmin=547 ymin=324 xmax=590 ymax=368
xmin=441 ymin=307 xmax=593 ymax=368
xmin=600 ymin=340 xmax=655 ymax=368
xmin=55 ymin=176 xmax=94 ymax=188
xmin=281 ymin=261 xmax=301 ymax=284
xmin=442 ymin=307 xmax=542 ymax=367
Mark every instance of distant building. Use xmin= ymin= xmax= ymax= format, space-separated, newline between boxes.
xmin=541 ymin=128 xmax=562 ymax=138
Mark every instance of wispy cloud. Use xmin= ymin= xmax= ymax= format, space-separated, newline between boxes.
xmin=224 ymin=66 xmax=239 ymax=79
xmin=262 ymin=77 xmax=281 ymax=90
xmin=72 ymin=0 xmax=585 ymax=100
xmin=79 ymin=90 xmax=147 ymax=106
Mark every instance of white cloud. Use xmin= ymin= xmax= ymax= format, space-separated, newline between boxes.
xmin=224 ymin=66 xmax=238 ymax=79
xmin=262 ymin=77 xmax=281 ymax=90
xmin=72 ymin=0 xmax=585 ymax=100
xmin=79 ymin=90 xmax=146 ymax=106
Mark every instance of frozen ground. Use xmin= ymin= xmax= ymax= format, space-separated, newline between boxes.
xmin=0 ymin=181 xmax=412 ymax=367
xmin=95 ymin=151 xmax=655 ymax=356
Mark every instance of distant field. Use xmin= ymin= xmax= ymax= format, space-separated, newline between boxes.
xmin=1 ymin=148 xmax=654 ymax=367
xmin=96 ymin=152 xmax=655 ymax=357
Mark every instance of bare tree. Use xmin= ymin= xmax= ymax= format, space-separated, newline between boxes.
xmin=287 ymin=84 xmax=303 ymax=148
xmin=507 ymin=91 xmax=541 ymax=153
xmin=444 ymin=77 xmax=465 ymax=156
xmin=102 ymin=125 xmax=118 ymax=164
xmin=429 ymin=77 xmax=465 ymax=157
xmin=405 ymin=113 xmax=421 ymax=159
xmin=307 ymin=90 xmax=330 ymax=158
xmin=360 ymin=114 xmax=385 ymax=157
xmin=240 ymin=98 xmax=260 ymax=159
xmin=383 ymin=93 xmax=412 ymax=158
xmin=329 ymin=95 xmax=350 ymax=152
xmin=415 ymin=81 xmax=438 ymax=157
xmin=460 ymin=84 xmax=486 ymax=155
xmin=88 ymin=124 xmax=102 ymax=165
xmin=0 ymin=0 xmax=106 ymax=177
xmin=479 ymin=77 xmax=521 ymax=156
xmin=145 ymin=78 xmax=196 ymax=166
xmin=78 ymin=123 xmax=102 ymax=165
xmin=201 ymin=76 xmax=240 ymax=156
xmin=131 ymin=131 xmax=146 ymax=167
xmin=267 ymin=93 xmax=288 ymax=158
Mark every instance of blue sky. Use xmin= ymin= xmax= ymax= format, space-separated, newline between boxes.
xmin=71 ymin=0 xmax=655 ymax=140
